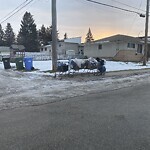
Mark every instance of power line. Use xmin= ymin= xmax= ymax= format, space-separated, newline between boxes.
xmin=111 ymin=0 xmax=145 ymax=13
xmin=85 ymin=0 xmax=145 ymax=16
xmin=0 ymin=0 xmax=29 ymax=23
xmin=0 ymin=0 xmax=34 ymax=24
xmin=127 ymin=0 xmax=144 ymax=35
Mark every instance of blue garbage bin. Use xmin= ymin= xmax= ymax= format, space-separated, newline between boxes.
xmin=24 ymin=57 xmax=33 ymax=71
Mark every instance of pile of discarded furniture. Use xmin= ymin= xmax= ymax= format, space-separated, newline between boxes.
xmin=57 ymin=57 xmax=106 ymax=76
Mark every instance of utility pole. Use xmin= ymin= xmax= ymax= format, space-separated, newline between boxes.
xmin=52 ymin=0 xmax=57 ymax=72
xmin=143 ymin=0 xmax=149 ymax=65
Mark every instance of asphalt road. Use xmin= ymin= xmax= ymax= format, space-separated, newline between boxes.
xmin=1 ymin=82 xmax=150 ymax=150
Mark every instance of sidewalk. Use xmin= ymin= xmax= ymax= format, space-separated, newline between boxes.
xmin=106 ymin=68 xmax=150 ymax=77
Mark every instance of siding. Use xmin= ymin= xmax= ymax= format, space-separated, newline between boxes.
xmin=113 ymin=50 xmax=143 ymax=62
xmin=84 ymin=42 xmax=117 ymax=58
xmin=84 ymin=41 xmax=144 ymax=61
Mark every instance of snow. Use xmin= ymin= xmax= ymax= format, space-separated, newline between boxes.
xmin=33 ymin=60 xmax=52 ymax=71
xmin=106 ymin=61 xmax=150 ymax=71
xmin=31 ymin=60 xmax=150 ymax=73
xmin=1 ymin=59 xmax=149 ymax=73
xmin=0 ymin=59 xmax=150 ymax=111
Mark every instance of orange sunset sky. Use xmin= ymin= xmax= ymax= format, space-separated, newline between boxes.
xmin=0 ymin=0 xmax=147 ymax=42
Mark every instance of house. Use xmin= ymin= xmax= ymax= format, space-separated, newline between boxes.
xmin=139 ymin=36 xmax=150 ymax=58
xmin=40 ymin=45 xmax=52 ymax=54
xmin=0 ymin=46 xmax=10 ymax=56
xmin=84 ymin=34 xmax=146 ymax=62
xmin=57 ymin=40 xmax=80 ymax=59
xmin=40 ymin=37 xmax=84 ymax=59
xmin=0 ymin=46 xmax=10 ymax=61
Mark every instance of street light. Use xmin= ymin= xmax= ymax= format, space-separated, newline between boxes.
xmin=140 ymin=14 xmax=145 ymax=18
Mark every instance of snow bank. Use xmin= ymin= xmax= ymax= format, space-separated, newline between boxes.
xmin=0 ymin=60 xmax=150 ymax=111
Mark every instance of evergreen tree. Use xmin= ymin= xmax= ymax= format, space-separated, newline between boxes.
xmin=85 ymin=28 xmax=94 ymax=43
xmin=64 ymin=33 xmax=67 ymax=39
xmin=0 ymin=24 xmax=4 ymax=46
xmin=45 ymin=26 xmax=53 ymax=42
xmin=38 ymin=25 xmax=52 ymax=45
xmin=38 ymin=25 xmax=46 ymax=45
xmin=38 ymin=25 xmax=59 ymax=46
xmin=3 ymin=23 xmax=15 ymax=46
xmin=17 ymin=11 xmax=39 ymax=52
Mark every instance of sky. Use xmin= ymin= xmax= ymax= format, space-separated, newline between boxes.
xmin=0 ymin=0 xmax=148 ymax=42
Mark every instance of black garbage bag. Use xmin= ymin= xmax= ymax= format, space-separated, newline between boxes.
xmin=57 ymin=62 xmax=68 ymax=72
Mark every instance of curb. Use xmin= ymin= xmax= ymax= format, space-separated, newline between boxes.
xmin=59 ymin=68 xmax=150 ymax=81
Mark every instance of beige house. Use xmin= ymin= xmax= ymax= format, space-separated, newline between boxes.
xmin=84 ymin=34 xmax=145 ymax=62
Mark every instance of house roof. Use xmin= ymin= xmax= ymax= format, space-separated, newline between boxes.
xmin=64 ymin=37 xmax=81 ymax=44
xmin=94 ymin=34 xmax=144 ymax=43
xmin=10 ymin=44 xmax=25 ymax=51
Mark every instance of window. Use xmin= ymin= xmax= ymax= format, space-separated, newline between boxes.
xmin=127 ymin=43 xmax=135 ymax=48
xmin=45 ymin=48 xmax=47 ymax=51
xmin=137 ymin=44 xmax=142 ymax=53
xmin=98 ymin=44 xmax=102 ymax=50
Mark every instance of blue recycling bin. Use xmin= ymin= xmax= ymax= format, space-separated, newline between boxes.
xmin=24 ymin=57 xmax=33 ymax=71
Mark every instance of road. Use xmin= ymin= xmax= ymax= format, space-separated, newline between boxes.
xmin=0 ymin=81 xmax=150 ymax=150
